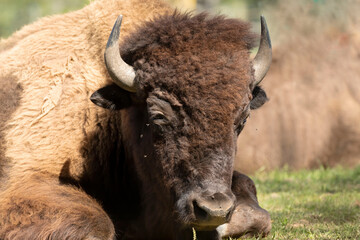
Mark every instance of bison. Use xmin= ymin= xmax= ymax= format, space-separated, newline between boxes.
xmin=0 ymin=0 xmax=272 ymax=239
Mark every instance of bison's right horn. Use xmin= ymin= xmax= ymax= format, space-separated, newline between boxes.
xmin=105 ymin=15 xmax=137 ymax=92
xmin=253 ymin=16 xmax=272 ymax=87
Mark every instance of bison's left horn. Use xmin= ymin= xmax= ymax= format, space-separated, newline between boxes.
xmin=105 ymin=15 xmax=137 ymax=92
xmin=253 ymin=16 xmax=272 ymax=86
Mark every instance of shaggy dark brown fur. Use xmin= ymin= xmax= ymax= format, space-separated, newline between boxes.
xmin=84 ymin=11 xmax=268 ymax=239
xmin=120 ymin=12 xmax=258 ymax=186
xmin=123 ymin=12 xmax=256 ymax=107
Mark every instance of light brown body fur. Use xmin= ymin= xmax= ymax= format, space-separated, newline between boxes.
xmin=0 ymin=0 xmax=170 ymax=183
xmin=0 ymin=0 xmax=170 ymax=238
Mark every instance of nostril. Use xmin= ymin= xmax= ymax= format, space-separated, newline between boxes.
xmin=193 ymin=200 xmax=208 ymax=220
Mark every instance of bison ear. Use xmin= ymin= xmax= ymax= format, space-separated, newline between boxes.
xmin=90 ymin=84 xmax=132 ymax=110
xmin=250 ymin=86 xmax=268 ymax=110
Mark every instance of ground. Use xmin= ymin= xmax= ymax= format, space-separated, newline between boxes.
xmin=234 ymin=166 xmax=360 ymax=240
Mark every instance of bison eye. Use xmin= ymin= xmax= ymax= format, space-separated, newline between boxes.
xmin=150 ymin=111 xmax=169 ymax=127
xmin=147 ymin=96 xmax=174 ymax=128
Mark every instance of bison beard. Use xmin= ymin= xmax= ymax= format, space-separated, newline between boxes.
xmin=0 ymin=0 xmax=271 ymax=239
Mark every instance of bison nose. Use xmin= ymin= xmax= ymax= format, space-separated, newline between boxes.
xmin=192 ymin=192 xmax=235 ymax=230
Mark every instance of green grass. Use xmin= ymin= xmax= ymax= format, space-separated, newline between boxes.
xmin=240 ymin=166 xmax=360 ymax=240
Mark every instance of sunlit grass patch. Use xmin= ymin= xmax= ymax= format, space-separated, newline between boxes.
xmin=247 ymin=166 xmax=360 ymax=240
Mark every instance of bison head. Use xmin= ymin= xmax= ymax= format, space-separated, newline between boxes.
xmin=90 ymin=12 xmax=271 ymax=233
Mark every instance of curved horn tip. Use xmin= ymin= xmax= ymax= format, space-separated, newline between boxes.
xmin=104 ymin=15 xmax=137 ymax=93
xmin=253 ymin=15 xmax=272 ymax=86
xmin=106 ymin=15 xmax=123 ymax=49
xmin=260 ymin=16 xmax=272 ymax=49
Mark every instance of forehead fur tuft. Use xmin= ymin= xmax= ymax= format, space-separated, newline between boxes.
xmin=121 ymin=11 xmax=256 ymax=56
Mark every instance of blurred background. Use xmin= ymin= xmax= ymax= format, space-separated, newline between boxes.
xmin=1 ymin=0 xmax=359 ymax=173
xmin=0 ymin=0 xmax=298 ymax=38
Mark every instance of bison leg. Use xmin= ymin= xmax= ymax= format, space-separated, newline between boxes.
xmin=0 ymin=174 xmax=115 ymax=240
xmin=216 ymin=171 xmax=271 ymax=239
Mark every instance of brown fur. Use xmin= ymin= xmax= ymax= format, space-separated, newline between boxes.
xmin=120 ymin=11 xmax=256 ymax=186
xmin=0 ymin=0 xmax=269 ymax=239
xmin=123 ymin=12 xmax=256 ymax=135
